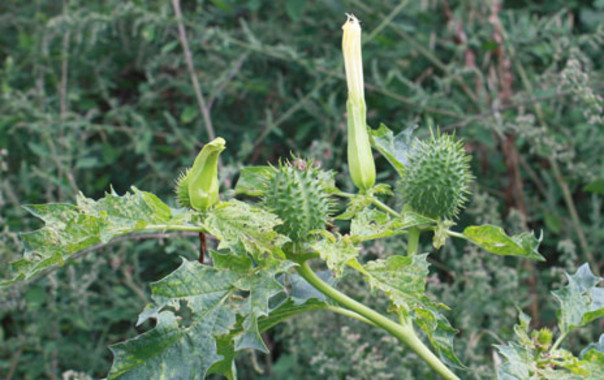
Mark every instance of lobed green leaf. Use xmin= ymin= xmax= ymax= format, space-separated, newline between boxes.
xmin=5 ymin=187 xmax=179 ymax=285
xmin=203 ymin=199 xmax=289 ymax=260
xmin=496 ymin=269 xmax=604 ymax=379
xmin=358 ymin=254 xmax=430 ymax=312
xmin=109 ymin=260 xmax=239 ymax=379
xmin=353 ymin=253 xmax=462 ymax=367
xmin=552 ymin=263 xmax=604 ymax=334
xmin=495 ymin=343 xmax=534 ymax=380
xmin=350 ymin=208 xmax=433 ymax=242
xmin=414 ymin=308 xmax=464 ymax=368
xmin=461 ymin=225 xmax=545 ymax=261
xmin=368 ymin=123 xmax=415 ymax=177
xmin=311 ymin=234 xmax=359 ymax=278
xmin=109 ymin=255 xmax=296 ymax=379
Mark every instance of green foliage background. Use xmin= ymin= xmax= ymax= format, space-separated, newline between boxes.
xmin=0 ymin=0 xmax=602 ymax=378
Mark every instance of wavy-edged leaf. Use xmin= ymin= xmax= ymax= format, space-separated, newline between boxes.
xmin=495 ymin=311 xmax=538 ymax=380
xmin=208 ymin=252 xmax=294 ymax=353
xmin=496 ymin=341 xmax=595 ymax=379
xmin=496 ymin=296 xmax=604 ymax=379
xmin=203 ymin=199 xmax=289 ymax=260
xmin=350 ymin=208 xmax=433 ymax=241
xmin=233 ymin=259 xmax=296 ymax=352
xmin=108 ymin=309 xmax=227 ymax=380
xmin=414 ymin=308 xmax=463 ymax=368
xmin=495 ymin=342 xmax=534 ymax=380
xmin=357 ymin=254 xmax=462 ymax=367
xmin=582 ymin=334 xmax=604 ymax=360
xmin=108 ymin=260 xmax=239 ymax=379
xmin=143 ymin=260 xmax=244 ymax=319
xmin=462 ymin=225 xmax=545 ymax=261
xmin=361 ymin=254 xmax=430 ymax=312
xmin=552 ymin=263 xmax=604 ymax=334
xmin=311 ymin=234 xmax=359 ymax=277
xmin=109 ymin=255 xmax=296 ymax=379
xmin=6 ymin=187 xmax=177 ymax=285
xmin=208 ymin=298 xmax=330 ymax=379
xmin=368 ymin=123 xmax=415 ymax=177
xmin=581 ymin=335 xmax=604 ymax=378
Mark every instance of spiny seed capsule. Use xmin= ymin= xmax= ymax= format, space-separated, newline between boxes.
xmin=398 ymin=131 xmax=472 ymax=220
xmin=534 ymin=328 xmax=553 ymax=349
xmin=175 ymin=168 xmax=193 ymax=208
xmin=262 ymin=159 xmax=332 ymax=241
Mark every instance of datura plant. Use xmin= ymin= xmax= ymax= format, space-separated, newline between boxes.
xmin=3 ymin=14 xmax=603 ymax=380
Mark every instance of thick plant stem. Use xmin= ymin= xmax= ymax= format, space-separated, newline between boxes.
xmin=407 ymin=227 xmax=420 ymax=256
xmin=296 ymin=262 xmax=460 ymax=380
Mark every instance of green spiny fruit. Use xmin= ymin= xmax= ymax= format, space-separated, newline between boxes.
xmin=532 ymin=328 xmax=553 ymax=351
xmin=398 ymin=130 xmax=472 ymax=219
xmin=263 ymin=158 xmax=332 ymax=241
xmin=175 ymin=168 xmax=192 ymax=208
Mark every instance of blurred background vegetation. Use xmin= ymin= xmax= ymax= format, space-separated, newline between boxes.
xmin=0 ymin=0 xmax=602 ymax=379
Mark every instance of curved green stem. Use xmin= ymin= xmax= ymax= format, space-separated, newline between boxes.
xmin=333 ymin=190 xmax=355 ymax=198
xmin=326 ymin=305 xmax=376 ymax=327
xmin=371 ymin=198 xmax=401 ymax=218
xmin=550 ymin=332 xmax=568 ymax=352
xmin=333 ymin=191 xmax=402 ymax=219
xmin=296 ymin=262 xmax=460 ymax=380
xmin=407 ymin=227 xmax=420 ymax=256
xmin=446 ymin=230 xmax=464 ymax=239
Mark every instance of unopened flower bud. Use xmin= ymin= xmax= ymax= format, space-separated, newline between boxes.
xmin=342 ymin=14 xmax=375 ymax=192
xmin=175 ymin=137 xmax=226 ymax=211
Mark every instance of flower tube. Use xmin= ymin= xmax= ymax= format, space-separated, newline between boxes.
xmin=342 ymin=14 xmax=375 ymax=192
